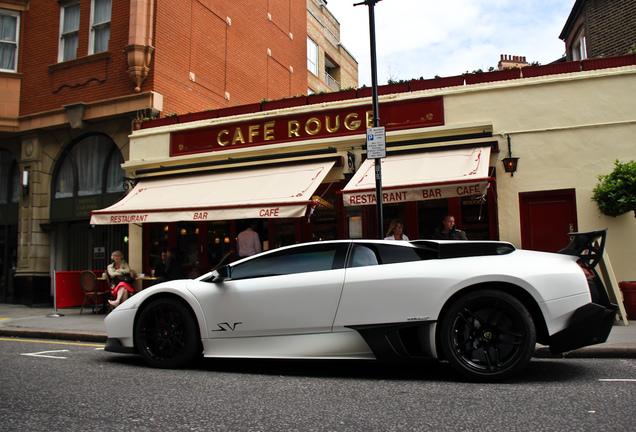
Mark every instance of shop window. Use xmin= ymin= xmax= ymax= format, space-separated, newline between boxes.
xmin=0 ymin=9 xmax=19 ymax=72
xmin=272 ymin=218 xmax=296 ymax=249
xmin=89 ymin=0 xmax=111 ymax=54
xmin=0 ymin=150 xmax=19 ymax=204
xmin=54 ymin=134 xmax=124 ymax=198
xmin=59 ymin=2 xmax=80 ymax=62
xmin=307 ymin=37 xmax=318 ymax=76
xmin=312 ymin=194 xmax=337 ymax=241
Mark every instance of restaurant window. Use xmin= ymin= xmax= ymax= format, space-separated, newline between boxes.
xmin=54 ymin=134 xmax=124 ymax=198
xmin=207 ymin=221 xmax=232 ymax=268
xmin=59 ymin=2 xmax=80 ymax=62
xmin=0 ymin=9 xmax=19 ymax=72
xmin=89 ymin=0 xmax=111 ymax=54
xmin=307 ymin=37 xmax=318 ymax=76
xmin=312 ymin=194 xmax=337 ymax=241
xmin=272 ymin=218 xmax=296 ymax=249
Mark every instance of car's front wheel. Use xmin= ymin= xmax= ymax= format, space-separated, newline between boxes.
xmin=134 ymin=298 xmax=201 ymax=368
xmin=439 ymin=289 xmax=536 ymax=382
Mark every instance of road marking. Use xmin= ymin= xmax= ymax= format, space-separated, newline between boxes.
xmin=0 ymin=337 xmax=104 ymax=347
xmin=21 ymin=349 xmax=69 ymax=359
xmin=599 ymin=379 xmax=636 ymax=382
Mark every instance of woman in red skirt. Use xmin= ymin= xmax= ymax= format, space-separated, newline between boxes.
xmin=107 ymin=250 xmax=136 ymax=307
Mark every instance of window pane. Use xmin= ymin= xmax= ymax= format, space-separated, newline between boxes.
xmin=63 ymin=4 xmax=80 ymax=33
xmin=55 ymin=158 xmax=74 ymax=198
xmin=0 ymin=13 xmax=17 ymax=71
xmin=307 ymin=37 xmax=318 ymax=76
xmin=61 ymin=4 xmax=80 ymax=61
xmin=93 ymin=25 xmax=110 ymax=53
xmin=231 ymin=244 xmax=341 ymax=280
xmin=106 ymin=149 xmax=124 ymax=193
xmin=73 ymin=135 xmax=111 ymax=196
xmin=93 ymin=0 xmax=111 ymax=24
xmin=92 ymin=0 xmax=111 ymax=53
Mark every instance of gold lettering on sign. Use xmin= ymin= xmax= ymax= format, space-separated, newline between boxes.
xmin=232 ymin=128 xmax=245 ymax=145
xmin=288 ymin=120 xmax=301 ymax=138
xmin=305 ymin=117 xmax=321 ymax=136
xmin=218 ymin=130 xmax=230 ymax=146
xmin=326 ymin=115 xmax=340 ymax=133
xmin=264 ymin=121 xmax=275 ymax=141
xmin=344 ymin=113 xmax=361 ymax=131
xmin=249 ymin=125 xmax=259 ymax=143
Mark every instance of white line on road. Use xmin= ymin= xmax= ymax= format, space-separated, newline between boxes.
xmin=21 ymin=349 xmax=69 ymax=359
xmin=599 ymin=379 xmax=636 ymax=382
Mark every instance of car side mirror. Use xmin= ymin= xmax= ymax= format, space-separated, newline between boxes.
xmin=211 ymin=265 xmax=230 ymax=283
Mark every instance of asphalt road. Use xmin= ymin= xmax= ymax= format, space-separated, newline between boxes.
xmin=2 ymin=337 xmax=636 ymax=431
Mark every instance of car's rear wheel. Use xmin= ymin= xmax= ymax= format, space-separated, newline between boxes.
xmin=439 ymin=289 xmax=536 ymax=382
xmin=134 ymin=298 xmax=201 ymax=368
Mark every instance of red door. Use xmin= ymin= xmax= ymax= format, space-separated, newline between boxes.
xmin=519 ymin=189 xmax=577 ymax=252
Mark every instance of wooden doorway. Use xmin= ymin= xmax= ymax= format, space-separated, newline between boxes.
xmin=519 ymin=189 xmax=577 ymax=252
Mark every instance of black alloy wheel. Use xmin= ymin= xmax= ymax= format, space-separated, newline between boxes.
xmin=439 ymin=289 xmax=536 ymax=382
xmin=134 ymin=298 xmax=201 ymax=368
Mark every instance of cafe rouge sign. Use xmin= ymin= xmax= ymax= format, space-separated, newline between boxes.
xmin=170 ymin=97 xmax=444 ymax=157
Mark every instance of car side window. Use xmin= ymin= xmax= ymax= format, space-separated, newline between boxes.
xmin=347 ymin=243 xmax=432 ymax=268
xmin=230 ymin=243 xmax=347 ymax=280
xmin=350 ymin=245 xmax=379 ymax=267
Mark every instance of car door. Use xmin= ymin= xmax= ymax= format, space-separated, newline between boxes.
xmin=333 ymin=242 xmax=439 ymax=329
xmin=194 ymin=242 xmax=349 ymax=338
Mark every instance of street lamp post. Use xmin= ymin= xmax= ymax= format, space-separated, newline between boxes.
xmin=354 ymin=0 xmax=384 ymax=239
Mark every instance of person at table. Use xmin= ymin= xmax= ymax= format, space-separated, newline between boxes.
xmin=107 ymin=250 xmax=136 ymax=307
xmin=152 ymin=249 xmax=168 ymax=284
xmin=166 ymin=246 xmax=184 ymax=280
xmin=384 ymin=219 xmax=409 ymax=241
xmin=432 ymin=214 xmax=468 ymax=240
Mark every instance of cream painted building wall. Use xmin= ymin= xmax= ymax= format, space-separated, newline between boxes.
xmin=125 ymin=65 xmax=636 ymax=282
xmin=441 ymin=68 xmax=636 ymax=281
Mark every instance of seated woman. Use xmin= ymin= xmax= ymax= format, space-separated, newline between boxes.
xmin=107 ymin=250 xmax=136 ymax=307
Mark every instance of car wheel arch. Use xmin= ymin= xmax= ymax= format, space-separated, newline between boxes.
xmin=132 ymin=293 xmax=205 ymax=354
xmin=435 ymin=282 xmax=549 ymax=355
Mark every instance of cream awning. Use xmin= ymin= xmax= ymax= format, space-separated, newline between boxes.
xmin=342 ymin=147 xmax=491 ymax=206
xmin=90 ymin=160 xmax=336 ymax=224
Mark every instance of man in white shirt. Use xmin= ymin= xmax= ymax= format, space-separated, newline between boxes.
xmin=237 ymin=221 xmax=262 ymax=258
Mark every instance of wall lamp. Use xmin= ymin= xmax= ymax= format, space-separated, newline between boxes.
xmin=502 ymin=136 xmax=519 ymax=176
xmin=22 ymin=170 xmax=29 ymax=196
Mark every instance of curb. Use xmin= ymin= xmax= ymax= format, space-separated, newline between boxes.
xmin=0 ymin=328 xmax=107 ymax=343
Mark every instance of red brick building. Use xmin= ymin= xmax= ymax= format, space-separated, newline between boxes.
xmin=0 ymin=0 xmax=358 ymax=305
xmin=560 ymin=0 xmax=636 ymax=61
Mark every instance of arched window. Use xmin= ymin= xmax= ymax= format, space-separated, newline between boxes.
xmin=0 ymin=150 xmax=19 ymax=204
xmin=54 ymin=134 xmax=124 ymax=198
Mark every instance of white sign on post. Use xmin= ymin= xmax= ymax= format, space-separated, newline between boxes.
xmin=366 ymin=126 xmax=386 ymax=159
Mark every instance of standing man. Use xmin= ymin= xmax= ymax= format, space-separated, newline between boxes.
xmin=432 ymin=214 xmax=468 ymax=240
xmin=237 ymin=221 xmax=262 ymax=258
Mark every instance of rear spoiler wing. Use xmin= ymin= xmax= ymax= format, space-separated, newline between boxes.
xmin=557 ymin=228 xmax=607 ymax=270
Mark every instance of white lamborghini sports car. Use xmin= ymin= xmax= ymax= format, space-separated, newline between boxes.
xmin=104 ymin=229 xmax=616 ymax=381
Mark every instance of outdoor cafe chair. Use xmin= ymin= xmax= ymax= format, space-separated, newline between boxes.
xmin=79 ymin=270 xmax=110 ymax=315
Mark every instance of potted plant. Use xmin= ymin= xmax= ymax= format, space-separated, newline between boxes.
xmin=591 ymin=159 xmax=636 ymax=218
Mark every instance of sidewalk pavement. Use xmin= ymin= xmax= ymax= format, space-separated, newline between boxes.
xmin=1 ymin=303 xmax=636 ymax=358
